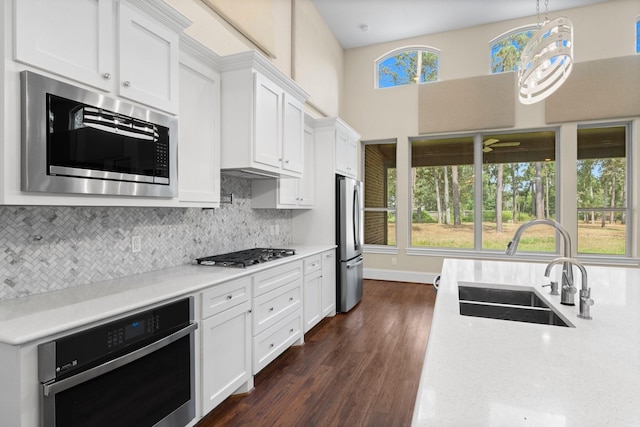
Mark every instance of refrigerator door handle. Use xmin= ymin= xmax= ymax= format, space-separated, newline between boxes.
xmin=353 ymin=185 xmax=361 ymax=251
xmin=347 ymin=256 xmax=364 ymax=269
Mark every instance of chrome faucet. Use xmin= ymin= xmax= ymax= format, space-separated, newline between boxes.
xmin=545 ymin=257 xmax=594 ymax=319
xmin=505 ymin=219 xmax=576 ymax=305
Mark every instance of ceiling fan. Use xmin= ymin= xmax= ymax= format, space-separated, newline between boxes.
xmin=482 ymin=138 xmax=521 ymax=153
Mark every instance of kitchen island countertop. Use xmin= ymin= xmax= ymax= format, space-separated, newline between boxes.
xmin=0 ymin=245 xmax=334 ymax=345
xmin=412 ymin=258 xmax=640 ymax=426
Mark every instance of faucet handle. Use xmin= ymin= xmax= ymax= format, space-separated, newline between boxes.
xmin=581 ymin=288 xmax=594 ymax=306
xmin=563 ymin=284 xmax=578 ymax=295
xmin=542 ymin=281 xmax=559 ymax=295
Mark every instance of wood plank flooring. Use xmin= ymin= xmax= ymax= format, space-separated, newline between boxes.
xmin=197 ymin=279 xmax=436 ymax=427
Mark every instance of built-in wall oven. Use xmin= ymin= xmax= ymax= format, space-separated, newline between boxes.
xmin=37 ymin=297 xmax=197 ymax=427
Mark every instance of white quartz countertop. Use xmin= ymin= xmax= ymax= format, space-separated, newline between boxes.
xmin=0 ymin=245 xmax=334 ymax=346
xmin=412 ymin=258 xmax=640 ymax=427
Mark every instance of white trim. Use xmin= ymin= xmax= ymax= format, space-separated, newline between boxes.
xmin=364 ymin=245 xmax=398 ymax=255
xmin=364 ymin=268 xmax=438 ymax=284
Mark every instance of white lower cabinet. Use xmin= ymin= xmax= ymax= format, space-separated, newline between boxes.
xmin=200 ymin=277 xmax=252 ymax=415
xmin=303 ymin=250 xmax=336 ymax=333
xmin=321 ymin=249 xmax=337 ymax=317
xmin=251 ymin=261 xmax=303 ymax=374
xmin=303 ymin=255 xmax=323 ymax=333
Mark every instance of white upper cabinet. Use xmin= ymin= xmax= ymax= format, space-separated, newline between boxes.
xmin=177 ymin=34 xmax=221 ymax=207
xmin=14 ymin=0 xmax=189 ymax=114
xmin=220 ymin=51 xmax=309 ymax=178
xmin=315 ymin=117 xmax=360 ymax=179
xmin=251 ymin=119 xmax=315 ymax=209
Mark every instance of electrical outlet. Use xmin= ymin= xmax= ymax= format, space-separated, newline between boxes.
xmin=391 ymin=257 xmax=397 ymax=265
xmin=131 ymin=236 xmax=141 ymax=253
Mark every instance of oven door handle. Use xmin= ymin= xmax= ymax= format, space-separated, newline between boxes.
xmin=43 ymin=322 xmax=198 ymax=397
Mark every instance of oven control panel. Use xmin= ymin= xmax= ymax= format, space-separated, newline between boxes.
xmin=38 ymin=298 xmax=192 ymax=382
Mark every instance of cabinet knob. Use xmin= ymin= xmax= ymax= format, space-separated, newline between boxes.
xmin=289 ymin=328 xmax=294 ymax=333
xmin=289 ymin=297 xmax=293 ymax=301
xmin=269 ymin=343 xmax=274 ymax=348
xmin=285 ymin=160 xmax=290 ymax=164
xmin=123 ymin=81 xmax=131 ymax=87
xmin=103 ymin=72 xmax=112 ymax=80
xmin=247 ymin=309 xmax=253 ymax=314
xmin=227 ymin=295 xmax=232 ymax=300
xmin=269 ymin=307 xmax=274 ymax=312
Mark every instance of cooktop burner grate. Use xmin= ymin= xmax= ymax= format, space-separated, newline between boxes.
xmin=196 ymin=248 xmax=295 ymax=268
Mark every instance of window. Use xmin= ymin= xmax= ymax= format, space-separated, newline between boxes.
xmin=636 ymin=18 xmax=640 ymax=53
xmin=490 ymin=26 xmax=536 ymax=73
xmin=577 ymin=124 xmax=629 ymax=256
xmin=410 ymin=136 xmax=475 ymax=248
xmin=364 ymin=141 xmax=397 ymax=246
xmin=376 ymin=46 xmax=439 ymax=89
xmin=482 ymin=131 xmax=556 ymax=252
xmin=410 ymin=131 xmax=557 ymax=252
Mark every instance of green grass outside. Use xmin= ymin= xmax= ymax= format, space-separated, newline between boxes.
xmin=384 ymin=222 xmax=626 ymax=255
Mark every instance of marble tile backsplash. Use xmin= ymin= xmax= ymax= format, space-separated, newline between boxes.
xmin=0 ymin=176 xmax=292 ymax=301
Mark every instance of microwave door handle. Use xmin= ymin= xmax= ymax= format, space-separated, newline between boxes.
xmin=42 ymin=322 xmax=197 ymax=397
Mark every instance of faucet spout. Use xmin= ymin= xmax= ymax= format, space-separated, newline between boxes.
xmin=505 ymin=219 xmax=575 ymax=305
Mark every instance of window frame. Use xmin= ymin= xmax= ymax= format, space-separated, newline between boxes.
xmin=576 ymin=121 xmax=632 ymax=258
xmin=362 ymin=139 xmax=398 ymax=252
xmin=374 ymin=45 xmax=440 ymax=89
xmin=407 ymin=128 xmax=562 ymax=260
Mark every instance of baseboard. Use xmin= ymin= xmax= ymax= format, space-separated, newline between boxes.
xmin=364 ymin=268 xmax=439 ymax=284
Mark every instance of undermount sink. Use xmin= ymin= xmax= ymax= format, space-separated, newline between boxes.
xmin=458 ymin=283 xmax=574 ymax=328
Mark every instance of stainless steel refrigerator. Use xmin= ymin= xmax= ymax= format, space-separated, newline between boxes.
xmin=336 ymin=175 xmax=364 ymax=312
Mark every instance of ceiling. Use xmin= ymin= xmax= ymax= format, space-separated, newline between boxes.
xmin=311 ymin=0 xmax=613 ymax=49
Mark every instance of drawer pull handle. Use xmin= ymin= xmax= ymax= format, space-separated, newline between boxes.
xmin=269 ymin=307 xmax=274 ymax=312
xmin=227 ymin=295 xmax=232 ymax=300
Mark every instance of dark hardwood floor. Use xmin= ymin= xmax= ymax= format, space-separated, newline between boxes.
xmin=197 ymin=279 xmax=436 ymax=427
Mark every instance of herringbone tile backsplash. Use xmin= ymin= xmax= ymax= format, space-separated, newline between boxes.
xmin=0 ymin=176 xmax=292 ymax=301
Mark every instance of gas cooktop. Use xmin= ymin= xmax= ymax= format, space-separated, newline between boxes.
xmin=196 ymin=248 xmax=296 ymax=268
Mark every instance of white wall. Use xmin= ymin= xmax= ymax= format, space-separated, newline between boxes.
xmin=165 ymin=0 xmax=343 ymax=117
xmin=342 ymin=0 xmax=640 ymax=279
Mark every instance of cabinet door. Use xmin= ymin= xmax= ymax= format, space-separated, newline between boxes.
xmin=201 ymin=301 xmax=251 ymax=414
xmin=345 ymin=135 xmax=358 ymax=178
xmin=281 ymin=94 xmax=304 ymax=174
xmin=278 ymin=178 xmax=299 ymax=206
xmin=253 ymin=73 xmax=282 ymax=170
xmin=303 ymin=270 xmax=322 ymax=333
xmin=298 ymin=125 xmax=315 ymax=207
xmin=14 ymin=0 xmax=114 ymax=91
xmin=118 ymin=2 xmax=179 ymax=113
xmin=321 ymin=250 xmax=336 ymax=317
xmin=178 ymin=60 xmax=221 ymax=206
xmin=334 ymin=127 xmax=349 ymax=175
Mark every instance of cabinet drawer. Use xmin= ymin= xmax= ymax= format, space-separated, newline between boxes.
xmin=303 ymin=255 xmax=321 ymax=275
xmin=253 ymin=261 xmax=302 ymax=297
xmin=253 ymin=280 xmax=301 ymax=335
xmin=253 ymin=309 xmax=302 ymax=374
xmin=201 ymin=277 xmax=251 ymax=319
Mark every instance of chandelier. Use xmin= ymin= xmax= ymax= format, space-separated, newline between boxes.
xmin=518 ymin=0 xmax=574 ymax=104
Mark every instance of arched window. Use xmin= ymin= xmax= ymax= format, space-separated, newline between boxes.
xmin=489 ymin=25 xmax=537 ymax=74
xmin=375 ymin=46 xmax=439 ymax=89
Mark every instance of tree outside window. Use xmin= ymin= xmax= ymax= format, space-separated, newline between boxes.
xmin=376 ymin=47 xmax=439 ymax=88
xmin=490 ymin=27 xmax=535 ymax=73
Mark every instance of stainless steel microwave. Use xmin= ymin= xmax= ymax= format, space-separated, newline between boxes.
xmin=21 ymin=71 xmax=177 ymax=198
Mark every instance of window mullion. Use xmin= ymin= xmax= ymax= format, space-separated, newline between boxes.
xmin=473 ymin=133 xmax=483 ymax=251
